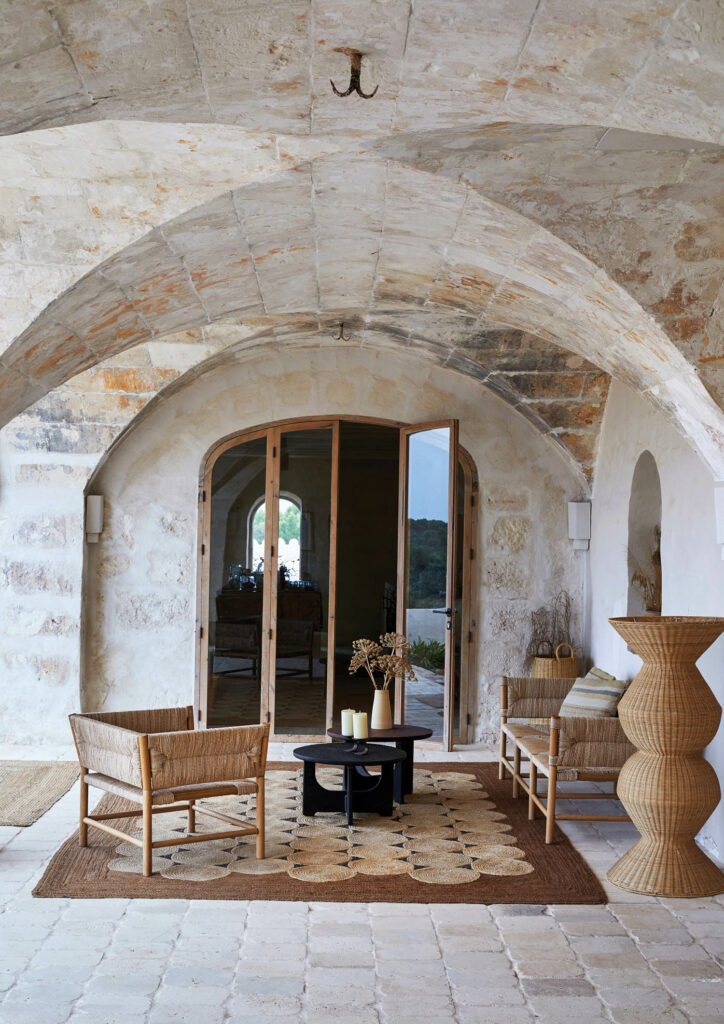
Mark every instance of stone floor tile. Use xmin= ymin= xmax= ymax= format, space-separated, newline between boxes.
xmin=514 ymin=958 xmax=584 ymax=978
xmin=159 ymin=965 xmax=234 ymax=987
xmin=68 ymin=1011 xmax=148 ymax=1024
xmin=147 ymin=1005 xmax=226 ymax=1024
xmin=606 ymin=1008 xmax=689 ymax=1024
xmin=226 ymin=993 xmax=303 ymax=1017
xmin=153 ymin=984 xmax=228 ymax=1007
xmin=76 ymin=994 xmax=154 ymax=1017
xmin=596 ymin=984 xmax=676 ymax=1007
xmin=302 ymin=1007 xmax=381 ymax=1024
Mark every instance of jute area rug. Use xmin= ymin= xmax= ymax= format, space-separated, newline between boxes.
xmin=34 ymin=763 xmax=604 ymax=903
xmin=0 ymin=761 xmax=79 ymax=827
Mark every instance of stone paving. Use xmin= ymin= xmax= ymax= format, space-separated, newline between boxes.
xmin=1 ymin=744 xmax=722 ymax=1024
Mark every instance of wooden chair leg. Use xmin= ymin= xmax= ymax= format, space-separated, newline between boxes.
xmin=79 ymin=768 xmax=88 ymax=847
xmin=546 ymin=766 xmax=557 ymax=844
xmin=498 ymin=731 xmax=506 ymax=780
xmin=142 ymin=790 xmax=153 ymax=876
xmin=528 ymin=762 xmax=537 ymax=820
xmin=512 ymin=745 xmax=521 ymax=798
xmin=255 ymin=777 xmax=265 ymax=859
xmin=188 ymin=798 xmax=196 ymax=833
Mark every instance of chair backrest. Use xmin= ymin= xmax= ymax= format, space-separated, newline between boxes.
xmin=503 ymin=677 xmax=574 ymax=719
xmin=146 ymin=722 xmax=270 ymax=790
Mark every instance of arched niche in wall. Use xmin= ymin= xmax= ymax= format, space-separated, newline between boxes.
xmin=627 ymin=450 xmax=662 ymax=617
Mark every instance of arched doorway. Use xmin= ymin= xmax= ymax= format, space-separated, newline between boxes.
xmin=197 ymin=417 xmax=477 ymax=748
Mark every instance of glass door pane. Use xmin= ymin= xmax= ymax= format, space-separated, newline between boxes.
xmin=334 ymin=422 xmax=400 ymax=725
xmin=271 ymin=427 xmax=334 ymax=736
xmin=206 ymin=435 xmax=267 ymax=727
xmin=398 ymin=423 xmax=457 ymax=742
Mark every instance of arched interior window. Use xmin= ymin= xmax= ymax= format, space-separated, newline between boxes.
xmin=627 ymin=450 xmax=662 ymax=616
xmin=247 ymin=493 xmax=302 ymax=582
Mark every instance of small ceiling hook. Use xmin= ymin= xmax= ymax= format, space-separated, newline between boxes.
xmin=330 ymin=48 xmax=379 ymax=99
xmin=335 ymin=322 xmax=350 ymax=341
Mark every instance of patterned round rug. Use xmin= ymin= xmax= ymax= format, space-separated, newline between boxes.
xmin=107 ymin=767 xmax=533 ymax=885
xmin=33 ymin=762 xmax=606 ymax=903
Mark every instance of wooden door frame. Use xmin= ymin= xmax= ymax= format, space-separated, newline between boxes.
xmin=196 ymin=415 xmax=477 ymax=744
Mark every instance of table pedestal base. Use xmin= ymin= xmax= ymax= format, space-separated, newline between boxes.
xmin=302 ymin=761 xmax=396 ymax=825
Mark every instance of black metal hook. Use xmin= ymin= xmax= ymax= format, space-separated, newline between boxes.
xmin=330 ymin=48 xmax=378 ymax=99
xmin=335 ymin=322 xmax=350 ymax=341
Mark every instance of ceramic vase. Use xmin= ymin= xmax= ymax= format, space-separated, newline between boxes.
xmin=607 ymin=616 xmax=724 ymax=897
xmin=371 ymin=689 xmax=393 ymax=730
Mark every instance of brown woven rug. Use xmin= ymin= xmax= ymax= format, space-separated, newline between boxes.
xmin=0 ymin=761 xmax=79 ymax=826
xmin=34 ymin=762 xmax=604 ymax=903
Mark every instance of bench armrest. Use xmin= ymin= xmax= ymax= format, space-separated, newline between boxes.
xmin=556 ymin=716 xmax=635 ymax=769
xmin=69 ymin=714 xmax=143 ymax=786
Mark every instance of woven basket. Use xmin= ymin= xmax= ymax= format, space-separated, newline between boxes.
xmin=531 ymin=642 xmax=578 ymax=679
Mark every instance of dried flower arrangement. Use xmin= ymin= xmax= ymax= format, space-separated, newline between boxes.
xmin=524 ymin=589 xmax=575 ymax=667
xmin=349 ymin=632 xmax=417 ymax=691
xmin=629 ymin=525 xmax=662 ymax=613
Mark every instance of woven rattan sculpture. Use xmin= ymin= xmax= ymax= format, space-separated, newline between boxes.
xmin=607 ymin=616 xmax=724 ymax=897
xmin=499 ymin=677 xmax=635 ymax=843
xmin=69 ymin=707 xmax=269 ymax=876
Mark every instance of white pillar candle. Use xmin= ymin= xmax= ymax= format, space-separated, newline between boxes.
xmin=341 ymin=708 xmax=355 ymax=736
xmin=353 ymin=712 xmax=368 ymax=740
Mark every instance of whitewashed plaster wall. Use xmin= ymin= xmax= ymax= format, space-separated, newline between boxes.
xmin=81 ymin=344 xmax=585 ymax=747
xmin=589 ymin=379 xmax=724 ymax=858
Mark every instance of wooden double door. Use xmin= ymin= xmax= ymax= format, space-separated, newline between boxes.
xmin=197 ymin=417 xmax=475 ymax=748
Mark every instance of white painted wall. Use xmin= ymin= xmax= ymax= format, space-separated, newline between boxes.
xmin=589 ymin=379 xmax=724 ymax=858
xmin=81 ymin=344 xmax=585 ymax=747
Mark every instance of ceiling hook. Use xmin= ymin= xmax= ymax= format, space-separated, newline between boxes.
xmin=335 ymin=322 xmax=350 ymax=341
xmin=330 ymin=48 xmax=379 ymax=99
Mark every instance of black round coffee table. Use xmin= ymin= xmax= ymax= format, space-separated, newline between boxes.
xmin=293 ymin=742 xmax=406 ymax=825
xmin=326 ymin=724 xmax=433 ymax=804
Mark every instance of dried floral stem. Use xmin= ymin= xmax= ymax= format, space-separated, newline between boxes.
xmin=349 ymin=633 xmax=417 ymax=690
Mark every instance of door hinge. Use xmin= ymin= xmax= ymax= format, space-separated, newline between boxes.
xmin=271 ymin=544 xmax=274 ymax=557
xmin=197 ymin=708 xmax=201 ymax=723
xmin=469 ymin=547 xmax=474 ymax=560
xmin=201 ymin=543 xmax=205 ymax=556
xmin=199 ymin=626 xmax=203 ymax=639
xmin=200 ymin=488 xmax=206 ymax=502
xmin=468 ymin=630 xmax=473 ymax=644
xmin=273 ymin=446 xmax=277 ymax=458
xmin=268 ymin=628 xmax=272 ymax=640
xmin=466 ymin=713 xmax=471 ymax=726
xmin=266 ymin=711 xmax=271 ymax=723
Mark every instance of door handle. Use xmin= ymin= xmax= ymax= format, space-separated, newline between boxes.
xmin=432 ymin=607 xmax=452 ymax=615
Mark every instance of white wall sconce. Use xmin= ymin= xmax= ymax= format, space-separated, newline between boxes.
xmin=568 ymin=501 xmax=591 ymax=550
xmin=714 ymin=483 xmax=724 ymax=561
xmin=86 ymin=495 xmax=104 ymax=543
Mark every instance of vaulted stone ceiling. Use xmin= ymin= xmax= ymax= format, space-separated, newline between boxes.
xmin=4 ymin=0 xmax=723 ymax=142
xmin=1 ymin=0 xmax=724 ymax=484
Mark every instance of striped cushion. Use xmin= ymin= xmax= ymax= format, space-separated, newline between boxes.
xmin=559 ymin=676 xmax=629 ymax=718
xmin=586 ymin=666 xmax=616 ymax=681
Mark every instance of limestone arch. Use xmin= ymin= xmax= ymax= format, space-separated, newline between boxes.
xmin=5 ymin=159 xmax=724 ymax=479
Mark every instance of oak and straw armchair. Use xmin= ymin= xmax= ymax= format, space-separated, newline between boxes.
xmin=69 ymin=707 xmax=269 ymax=876
xmin=498 ymin=677 xmax=635 ymax=843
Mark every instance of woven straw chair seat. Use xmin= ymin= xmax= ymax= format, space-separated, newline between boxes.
xmin=86 ymin=772 xmax=258 ymax=806
xmin=502 ymin=720 xmax=623 ymax=783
